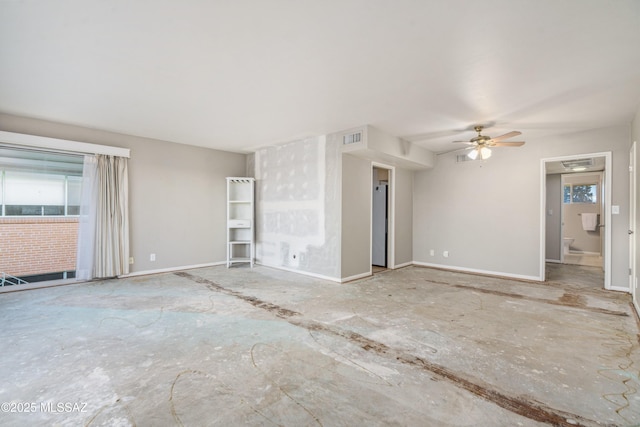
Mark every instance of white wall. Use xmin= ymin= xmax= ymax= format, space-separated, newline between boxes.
xmin=414 ymin=124 xmax=630 ymax=285
xmin=0 ymin=113 xmax=247 ymax=274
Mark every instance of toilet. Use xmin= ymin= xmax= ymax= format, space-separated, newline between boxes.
xmin=563 ymin=237 xmax=574 ymax=254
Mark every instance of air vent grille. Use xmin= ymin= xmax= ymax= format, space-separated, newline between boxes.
xmin=343 ymin=132 xmax=362 ymax=145
xmin=561 ymin=158 xmax=593 ymax=168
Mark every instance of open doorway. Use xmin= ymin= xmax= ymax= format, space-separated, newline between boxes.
xmin=560 ymin=171 xmax=604 ymax=267
xmin=541 ymin=152 xmax=612 ymax=289
xmin=372 ymin=164 xmax=394 ymax=273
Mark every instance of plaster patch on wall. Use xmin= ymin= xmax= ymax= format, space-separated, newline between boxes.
xmin=254 ymin=135 xmax=340 ymax=278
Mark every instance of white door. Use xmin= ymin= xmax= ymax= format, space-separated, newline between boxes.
xmin=630 ymin=142 xmax=638 ymax=308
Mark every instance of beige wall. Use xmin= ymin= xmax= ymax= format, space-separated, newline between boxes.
xmin=394 ymin=167 xmax=413 ymax=266
xmin=545 ymin=174 xmax=562 ymax=261
xmin=341 ymin=156 xmax=414 ymax=279
xmin=341 ymin=154 xmax=371 ymax=279
xmin=0 ymin=113 xmax=247 ymax=274
xmin=414 ymin=124 xmax=630 ymax=285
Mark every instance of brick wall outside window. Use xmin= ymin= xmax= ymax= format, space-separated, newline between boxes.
xmin=0 ymin=217 xmax=78 ymax=277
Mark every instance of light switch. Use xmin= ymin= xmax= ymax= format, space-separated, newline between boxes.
xmin=612 ymin=205 xmax=620 ymax=215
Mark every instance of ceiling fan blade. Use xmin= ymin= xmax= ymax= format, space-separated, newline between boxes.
xmin=492 ymin=141 xmax=525 ymax=147
xmin=490 ymin=131 xmax=521 ymax=142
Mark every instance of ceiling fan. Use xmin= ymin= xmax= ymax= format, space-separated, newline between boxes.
xmin=454 ymin=125 xmax=525 ymax=160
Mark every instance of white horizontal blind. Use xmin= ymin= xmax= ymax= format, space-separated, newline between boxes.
xmin=67 ymin=176 xmax=82 ymax=206
xmin=4 ymin=171 xmax=65 ymax=205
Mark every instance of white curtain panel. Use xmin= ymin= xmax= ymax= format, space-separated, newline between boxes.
xmin=93 ymin=155 xmax=130 ymax=278
xmin=76 ymin=155 xmax=98 ymax=280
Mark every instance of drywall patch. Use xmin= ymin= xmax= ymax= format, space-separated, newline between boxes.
xmin=253 ymin=135 xmax=340 ymax=278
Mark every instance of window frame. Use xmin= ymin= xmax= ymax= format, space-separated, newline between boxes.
xmin=563 ymin=182 xmax=598 ymax=205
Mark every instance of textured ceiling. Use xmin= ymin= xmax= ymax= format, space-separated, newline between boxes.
xmin=1 ymin=0 xmax=639 ymax=154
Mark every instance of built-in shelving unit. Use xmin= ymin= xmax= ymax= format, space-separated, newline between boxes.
xmin=226 ymin=177 xmax=255 ymax=268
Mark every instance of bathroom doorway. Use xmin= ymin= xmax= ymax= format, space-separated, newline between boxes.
xmin=560 ymin=172 xmax=603 ymax=267
xmin=541 ymin=152 xmax=612 ymax=289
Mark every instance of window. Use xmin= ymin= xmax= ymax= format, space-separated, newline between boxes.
xmin=66 ymin=176 xmax=82 ymax=215
xmin=563 ymin=183 xmax=597 ymax=204
xmin=0 ymin=147 xmax=84 ymax=217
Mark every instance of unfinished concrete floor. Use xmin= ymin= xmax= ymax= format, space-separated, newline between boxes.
xmin=1 ymin=264 xmax=639 ymax=426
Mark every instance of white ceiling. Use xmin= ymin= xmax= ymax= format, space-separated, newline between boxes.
xmin=1 ymin=1 xmax=639 ymax=154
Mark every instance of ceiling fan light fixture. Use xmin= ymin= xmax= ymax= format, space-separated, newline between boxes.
xmin=453 ymin=125 xmax=525 ymax=158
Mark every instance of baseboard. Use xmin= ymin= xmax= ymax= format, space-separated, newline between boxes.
xmin=412 ymin=261 xmax=542 ymax=282
xmin=546 ymin=259 xmax=562 ymax=263
xmin=393 ymin=261 xmax=413 ymax=269
xmin=341 ymin=271 xmax=372 ymax=282
xmin=255 ymin=262 xmax=342 ymax=283
xmin=120 ymin=262 xmax=226 ymax=278
xmin=609 ymin=285 xmax=630 ymax=293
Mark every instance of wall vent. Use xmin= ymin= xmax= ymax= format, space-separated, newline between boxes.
xmin=456 ymin=154 xmax=472 ymax=163
xmin=561 ymin=158 xmax=593 ymax=168
xmin=343 ymin=132 xmax=362 ymax=145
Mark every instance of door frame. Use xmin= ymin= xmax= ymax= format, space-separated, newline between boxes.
xmin=371 ymin=162 xmax=395 ymax=270
xmin=540 ymin=152 xmax=612 ymax=289
xmin=560 ymin=173 xmax=567 ymax=264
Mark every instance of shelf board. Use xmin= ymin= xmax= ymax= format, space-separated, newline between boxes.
xmin=229 ymin=240 xmax=251 ymax=244
xmin=229 ymin=257 xmax=251 ymax=262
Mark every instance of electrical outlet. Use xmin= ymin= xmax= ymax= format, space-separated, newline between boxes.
xmin=430 ymin=249 xmax=435 ymax=256
xmin=150 ymin=253 xmax=156 ymax=262
xmin=129 ymin=257 xmax=134 ymax=265
xmin=443 ymin=251 xmax=449 ymax=258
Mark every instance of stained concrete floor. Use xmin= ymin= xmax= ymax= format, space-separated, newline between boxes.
xmin=1 ymin=264 xmax=639 ymax=426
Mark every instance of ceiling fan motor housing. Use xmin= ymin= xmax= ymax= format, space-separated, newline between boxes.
xmin=471 ymin=135 xmax=490 ymax=144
